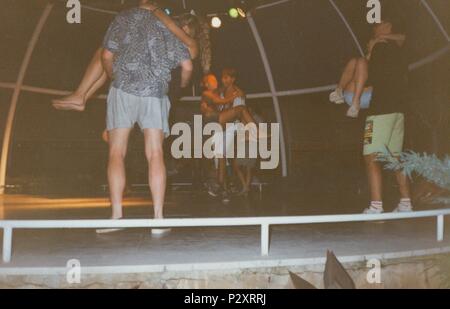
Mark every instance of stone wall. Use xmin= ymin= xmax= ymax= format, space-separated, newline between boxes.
xmin=1 ymin=254 xmax=449 ymax=289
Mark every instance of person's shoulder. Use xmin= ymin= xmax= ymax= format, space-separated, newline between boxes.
xmin=117 ymin=7 xmax=137 ymax=16
xmin=113 ymin=7 xmax=139 ymax=22
xmin=372 ymin=41 xmax=389 ymax=51
xmin=234 ymin=86 xmax=246 ymax=97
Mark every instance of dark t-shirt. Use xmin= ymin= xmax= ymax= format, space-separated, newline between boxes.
xmin=368 ymin=41 xmax=408 ymax=116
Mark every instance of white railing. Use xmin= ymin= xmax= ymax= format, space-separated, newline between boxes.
xmin=1 ymin=209 xmax=449 ymax=264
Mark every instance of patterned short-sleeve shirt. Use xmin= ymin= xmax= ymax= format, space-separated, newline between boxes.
xmin=103 ymin=8 xmax=190 ymax=98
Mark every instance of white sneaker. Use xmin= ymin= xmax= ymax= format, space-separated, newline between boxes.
xmin=151 ymin=228 xmax=172 ymax=237
xmin=329 ymin=89 xmax=344 ymax=104
xmin=96 ymin=218 xmax=124 ymax=234
xmin=363 ymin=207 xmax=384 ymax=214
xmin=96 ymin=228 xmax=124 ymax=234
xmin=392 ymin=205 xmax=413 ymax=213
xmin=346 ymin=105 xmax=360 ymax=118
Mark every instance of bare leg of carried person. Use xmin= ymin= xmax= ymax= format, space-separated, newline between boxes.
xmin=330 ymin=57 xmax=370 ymax=118
xmin=346 ymin=58 xmax=369 ymax=118
xmin=218 ymin=106 xmax=268 ymax=140
xmin=53 ymin=48 xmax=107 ymax=112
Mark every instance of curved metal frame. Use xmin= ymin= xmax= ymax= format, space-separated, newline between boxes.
xmin=0 ymin=3 xmax=54 ymax=194
xmin=328 ymin=0 xmax=365 ymax=56
xmin=247 ymin=14 xmax=288 ymax=177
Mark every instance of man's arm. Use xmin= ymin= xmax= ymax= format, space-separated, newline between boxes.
xmin=101 ymin=13 xmax=123 ymax=79
xmin=141 ymin=3 xmax=199 ymax=59
xmin=379 ymin=34 xmax=406 ymax=46
xmin=101 ymin=49 xmax=115 ymax=80
xmin=180 ymin=59 xmax=193 ymax=88
xmin=203 ymin=91 xmax=238 ymax=106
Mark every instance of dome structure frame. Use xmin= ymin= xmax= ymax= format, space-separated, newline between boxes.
xmin=0 ymin=0 xmax=449 ymax=193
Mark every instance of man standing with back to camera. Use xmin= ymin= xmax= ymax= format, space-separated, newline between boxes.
xmin=97 ymin=0 xmax=193 ymax=234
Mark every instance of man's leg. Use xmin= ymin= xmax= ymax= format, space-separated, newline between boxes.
xmin=395 ymin=169 xmax=411 ymax=199
xmin=232 ymin=160 xmax=246 ymax=192
xmin=362 ymin=115 xmax=395 ymax=213
xmin=107 ymin=128 xmax=132 ymax=219
xmin=143 ymin=129 xmax=166 ymax=219
xmin=365 ymin=154 xmax=383 ymax=202
xmin=389 ymin=114 xmax=413 ymax=212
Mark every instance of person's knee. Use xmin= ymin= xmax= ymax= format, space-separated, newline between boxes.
xmin=145 ymin=148 xmax=164 ymax=164
xmin=356 ymin=57 xmax=369 ymax=69
xmin=235 ymin=105 xmax=246 ymax=114
xmin=364 ymin=154 xmax=378 ymax=166
xmin=95 ymin=47 xmax=103 ymax=58
xmin=348 ymin=58 xmax=358 ymax=67
xmin=109 ymin=146 xmax=126 ymax=162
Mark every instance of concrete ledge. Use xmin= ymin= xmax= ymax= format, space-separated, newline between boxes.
xmin=1 ymin=249 xmax=449 ymax=288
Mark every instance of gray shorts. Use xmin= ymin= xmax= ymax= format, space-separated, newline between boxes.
xmin=106 ymin=87 xmax=171 ymax=137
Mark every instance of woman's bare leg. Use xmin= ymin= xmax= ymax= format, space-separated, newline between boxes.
xmin=351 ymin=58 xmax=369 ymax=108
xmin=218 ymin=106 xmax=254 ymax=126
xmin=338 ymin=58 xmax=358 ymax=90
xmin=219 ymin=106 xmax=268 ymax=140
xmin=232 ymin=160 xmax=246 ymax=191
xmin=245 ymin=166 xmax=253 ymax=190
xmin=218 ymin=158 xmax=227 ymax=191
xmin=53 ymin=48 xmax=107 ymax=111
xmin=346 ymin=58 xmax=369 ymax=118
xmin=85 ymin=71 xmax=108 ymax=100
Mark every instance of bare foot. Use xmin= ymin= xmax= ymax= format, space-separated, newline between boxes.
xmin=346 ymin=105 xmax=360 ymax=118
xmin=52 ymin=93 xmax=86 ymax=112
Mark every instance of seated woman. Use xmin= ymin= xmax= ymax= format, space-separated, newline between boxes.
xmin=52 ymin=3 xmax=210 ymax=111
xmin=200 ymin=74 xmax=256 ymax=128
xmin=329 ymin=33 xmax=406 ymax=118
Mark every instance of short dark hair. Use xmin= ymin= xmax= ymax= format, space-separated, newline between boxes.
xmin=381 ymin=6 xmax=405 ymax=33
xmin=222 ymin=67 xmax=238 ymax=79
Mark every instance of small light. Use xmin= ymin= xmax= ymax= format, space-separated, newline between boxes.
xmin=228 ymin=8 xmax=239 ymax=19
xmin=164 ymin=8 xmax=171 ymax=15
xmin=211 ymin=16 xmax=222 ymax=28
xmin=237 ymin=8 xmax=246 ymax=18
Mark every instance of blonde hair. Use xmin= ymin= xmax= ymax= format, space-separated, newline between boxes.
xmin=176 ymin=13 xmax=212 ymax=74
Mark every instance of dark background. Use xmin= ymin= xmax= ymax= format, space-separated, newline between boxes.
xmin=0 ymin=0 xmax=449 ymax=195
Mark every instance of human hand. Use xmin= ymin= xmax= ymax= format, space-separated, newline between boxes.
xmin=140 ymin=2 xmax=158 ymax=11
xmin=367 ymin=37 xmax=387 ymax=54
